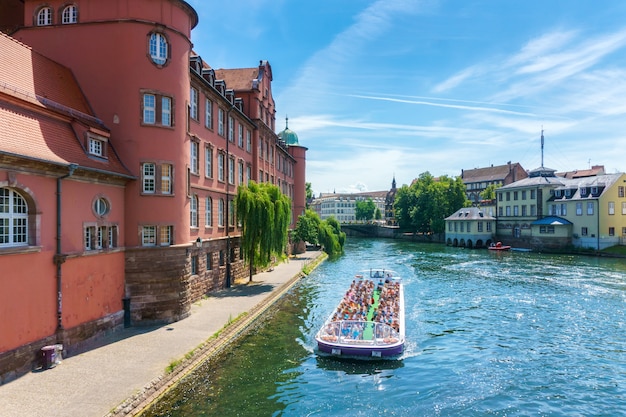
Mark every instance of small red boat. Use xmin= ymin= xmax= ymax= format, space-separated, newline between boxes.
xmin=488 ymin=242 xmax=511 ymax=251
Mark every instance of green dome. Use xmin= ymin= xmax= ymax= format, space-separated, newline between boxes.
xmin=278 ymin=117 xmax=299 ymax=145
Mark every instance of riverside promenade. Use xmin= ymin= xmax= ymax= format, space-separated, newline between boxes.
xmin=0 ymin=250 xmax=323 ymax=417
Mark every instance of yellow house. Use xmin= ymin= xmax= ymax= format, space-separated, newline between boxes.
xmin=496 ymin=166 xmax=626 ymax=250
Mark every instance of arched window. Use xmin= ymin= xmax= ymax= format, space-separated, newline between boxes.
xmin=62 ymin=4 xmax=77 ymax=24
xmin=190 ymin=195 xmax=198 ymax=228
xmin=205 ymin=197 xmax=212 ymax=227
xmin=218 ymin=199 xmax=224 ymax=227
xmin=37 ymin=6 xmax=53 ymax=26
xmin=0 ymin=188 xmax=28 ymax=247
xmin=149 ymin=32 xmax=168 ymax=65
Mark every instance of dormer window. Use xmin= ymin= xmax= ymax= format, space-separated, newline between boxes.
xmin=88 ymin=134 xmax=107 ymax=158
xmin=591 ymin=186 xmax=598 ymax=195
xmin=37 ymin=7 xmax=52 ymax=26
xmin=62 ymin=5 xmax=78 ymax=24
xmin=580 ymin=187 xmax=588 ymax=196
xmin=149 ymin=32 xmax=168 ymax=66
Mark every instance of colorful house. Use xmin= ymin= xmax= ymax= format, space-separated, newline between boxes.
xmin=444 ymin=207 xmax=496 ymax=249
xmin=1 ymin=0 xmax=306 ymax=381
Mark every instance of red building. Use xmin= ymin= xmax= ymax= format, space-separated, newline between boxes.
xmin=0 ymin=0 xmax=306 ymax=381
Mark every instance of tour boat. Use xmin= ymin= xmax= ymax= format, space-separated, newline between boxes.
xmin=488 ymin=242 xmax=511 ymax=251
xmin=315 ymin=268 xmax=405 ymax=359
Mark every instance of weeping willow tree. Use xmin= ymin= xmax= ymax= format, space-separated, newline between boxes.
xmin=236 ymin=181 xmax=291 ymax=282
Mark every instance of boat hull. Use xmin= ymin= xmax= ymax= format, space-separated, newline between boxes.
xmin=316 ymin=339 xmax=404 ymax=358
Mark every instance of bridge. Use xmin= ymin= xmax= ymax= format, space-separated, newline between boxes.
xmin=340 ymin=224 xmax=399 ymax=238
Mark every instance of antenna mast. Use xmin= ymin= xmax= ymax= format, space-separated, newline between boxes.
xmin=541 ymin=126 xmax=543 ymax=168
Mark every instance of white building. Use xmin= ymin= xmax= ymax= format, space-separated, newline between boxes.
xmin=310 ymin=191 xmax=387 ymax=223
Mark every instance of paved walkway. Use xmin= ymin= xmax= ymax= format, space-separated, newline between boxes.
xmin=0 ymin=250 xmax=323 ymax=417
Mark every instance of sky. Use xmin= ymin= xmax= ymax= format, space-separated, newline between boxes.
xmin=186 ymin=0 xmax=626 ymax=197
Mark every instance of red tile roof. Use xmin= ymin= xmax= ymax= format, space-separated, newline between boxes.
xmin=0 ymin=32 xmax=132 ymax=178
xmin=214 ymin=68 xmax=259 ymax=91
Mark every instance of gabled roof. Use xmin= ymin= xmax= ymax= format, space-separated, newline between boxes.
xmin=461 ymin=162 xmax=524 ymax=182
xmin=0 ymin=32 xmax=131 ymax=178
xmin=445 ymin=207 xmax=495 ymax=221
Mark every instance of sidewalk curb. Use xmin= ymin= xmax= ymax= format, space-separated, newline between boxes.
xmin=107 ymin=252 xmax=326 ymax=417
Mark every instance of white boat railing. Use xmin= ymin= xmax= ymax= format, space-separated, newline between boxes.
xmin=317 ymin=320 xmax=402 ymax=346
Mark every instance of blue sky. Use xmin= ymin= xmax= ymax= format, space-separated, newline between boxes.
xmin=187 ymin=0 xmax=626 ymax=196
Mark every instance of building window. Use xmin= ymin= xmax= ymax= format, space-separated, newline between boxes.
xmin=576 ymin=202 xmax=583 ymax=216
xmin=191 ymin=255 xmax=198 ymax=275
xmin=89 ymin=137 xmax=104 ymax=157
xmin=486 ymin=222 xmax=492 ymax=232
xmin=521 ymin=205 xmax=527 ymax=216
xmin=142 ymin=92 xmax=173 ymax=126
xmin=190 ymin=87 xmax=199 ymax=120
xmin=246 ymin=165 xmax=251 ymax=184
xmin=587 ymin=202 xmax=594 ymax=215
xmin=246 ymin=130 xmax=251 ymax=152
xmin=521 ymin=190 xmax=527 ymax=200
xmin=142 ymin=226 xmax=157 ymax=246
xmin=162 ymin=97 xmax=172 ymax=126
xmin=238 ymin=124 xmax=244 ymax=147
xmin=477 ymin=221 xmax=483 ymax=232
xmin=530 ymin=205 xmax=536 ymax=216
xmin=622 ymin=202 xmax=626 ymax=215
xmin=205 ymin=98 xmax=213 ymax=129
xmin=205 ymin=146 xmax=213 ymax=178
xmin=190 ymin=195 xmax=198 ymax=228
xmin=218 ymin=108 xmax=225 ymax=136
xmin=530 ymin=189 xmax=536 ymax=199
xmin=228 ymin=157 xmax=234 ymax=185
xmin=505 ymin=206 xmax=511 ymax=216
xmin=205 ymin=197 xmax=212 ymax=226
xmin=513 ymin=206 xmax=519 ymax=216
xmin=37 ymin=7 xmax=52 ymax=26
xmin=619 ymin=186 xmax=625 ymax=198
xmin=581 ymin=227 xmax=588 ymax=236
xmin=608 ymin=227 xmax=615 ymax=236
xmin=62 ymin=4 xmax=77 ymax=24
xmin=219 ymin=249 xmax=225 ymax=266
xmin=190 ymin=141 xmax=199 ymax=175
xmin=93 ymin=197 xmax=110 ymax=217
xmin=160 ymin=226 xmax=172 ymax=246
xmin=238 ymin=160 xmax=244 ymax=185
xmin=206 ymin=253 xmax=212 ymax=270
xmin=218 ymin=199 xmax=224 ymax=226
xmin=143 ymin=94 xmax=156 ymax=124
xmin=218 ymin=153 xmax=225 ymax=182
xmin=142 ymin=163 xmax=156 ymax=193
xmin=539 ymin=225 xmax=555 ymax=234
xmin=228 ymin=116 xmax=234 ymax=142
xmin=608 ymin=202 xmax=615 ymax=215
xmin=0 ymin=188 xmax=28 ymax=247
xmin=149 ymin=32 xmax=168 ymax=65
xmin=161 ymin=164 xmax=172 ymax=194
xmin=229 ymin=199 xmax=235 ymax=227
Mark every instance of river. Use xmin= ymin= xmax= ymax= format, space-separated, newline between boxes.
xmin=142 ymin=238 xmax=626 ymax=417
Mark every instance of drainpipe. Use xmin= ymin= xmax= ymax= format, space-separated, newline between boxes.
xmin=54 ymin=163 xmax=78 ymax=336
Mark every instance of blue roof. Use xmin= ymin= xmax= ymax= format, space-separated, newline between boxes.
xmin=531 ymin=216 xmax=572 ymax=226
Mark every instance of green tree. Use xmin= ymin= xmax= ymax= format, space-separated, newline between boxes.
xmin=355 ymin=198 xmax=376 ymax=221
xmin=394 ymin=172 xmax=469 ymax=235
xmin=374 ymin=208 xmax=382 ymax=220
xmin=305 ymin=182 xmax=313 ymax=205
xmin=480 ymin=183 xmax=500 ymax=201
xmin=318 ymin=216 xmax=346 ymax=257
xmin=292 ymin=209 xmax=321 ymax=246
xmin=236 ymin=181 xmax=291 ymax=281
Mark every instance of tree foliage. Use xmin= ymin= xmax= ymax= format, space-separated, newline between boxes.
xmin=292 ymin=210 xmax=345 ymax=257
xmin=236 ymin=181 xmax=291 ymax=281
xmin=355 ymin=198 xmax=376 ymax=221
xmin=319 ymin=216 xmax=346 ymax=257
xmin=395 ymin=172 xmax=469 ymax=234
xmin=480 ymin=183 xmax=500 ymax=201
xmin=291 ymin=209 xmax=321 ymax=246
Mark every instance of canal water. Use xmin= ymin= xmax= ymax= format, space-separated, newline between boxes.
xmin=143 ymin=239 xmax=626 ymax=417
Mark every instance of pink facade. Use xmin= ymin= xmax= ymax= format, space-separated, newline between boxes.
xmin=0 ymin=0 xmax=306 ymax=382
